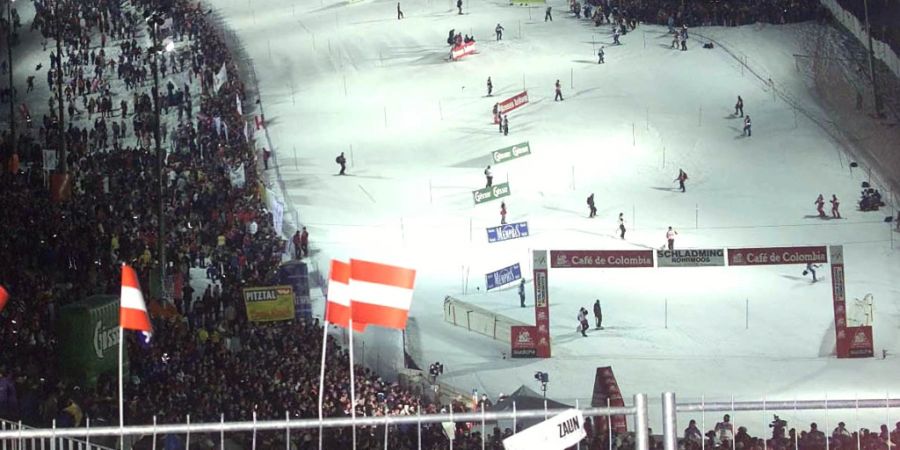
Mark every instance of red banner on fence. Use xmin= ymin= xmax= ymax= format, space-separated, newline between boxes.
xmin=533 ymin=250 xmax=551 ymax=358
xmin=830 ymin=245 xmax=849 ymax=357
xmin=550 ymin=250 xmax=653 ymax=269
xmin=510 ymin=325 xmax=538 ymax=358
xmin=591 ymin=367 xmax=628 ymax=434
xmin=499 ymin=91 xmax=529 ymax=116
xmin=727 ymin=246 xmax=827 ymax=266
xmin=451 ymin=41 xmax=476 ymax=60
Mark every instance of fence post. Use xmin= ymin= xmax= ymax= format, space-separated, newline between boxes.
xmin=701 ymin=396 xmax=705 ymax=450
xmin=745 ymin=299 xmax=749 ymax=329
xmin=187 ymin=414 xmax=192 ymax=450
xmin=635 ymin=394 xmax=650 ymax=450
xmin=607 ymin=398 xmax=613 ymax=450
xmin=481 ymin=404 xmax=486 ymax=450
xmin=665 ymin=298 xmax=668 ymax=329
xmin=220 ymin=414 xmax=225 ymax=450
xmin=85 ymin=418 xmax=90 ymax=449
xmin=513 ymin=401 xmax=517 ymax=435
xmin=417 ymin=403 xmax=422 ymax=450
xmin=449 ymin=406 xmax=454 ymax=450
xmin=662 ymin=393 xmax=677 ymax=450
xmin=285 ymin=411 xmax=291 ymax=450
xmin=153 ymin=416 xmax=158 ymax=450
xmin=384 ymin=406 xmax=390 ymax=450
xmin=51 ymin=419 xmax=56 ymax=450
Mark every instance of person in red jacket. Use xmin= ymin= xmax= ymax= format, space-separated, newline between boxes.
xmin=500 ymin=201 xmax=507 ymax=224
xmin=830 ymin=195 xmax=841 ymax=219
xmin=675 ymin=169 xmax=688 ymax=192
xmin=299 ymin=227 xmax=309 ymax=257
xmin=815 ymin=194 xmax=826 ymax=218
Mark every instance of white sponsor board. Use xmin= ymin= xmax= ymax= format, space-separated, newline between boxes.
xmin=656 ymin=248 xmax=726 ymax=267
xmin=503 ymin=409 xmax=585 ymax=450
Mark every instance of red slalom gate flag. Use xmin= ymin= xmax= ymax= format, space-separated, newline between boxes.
xmin=325 ymin=260 xmax=366 ymax=332
xmin=0 ymin=285 xmax=8 ymax=312
xmin=349 ymin=259 xmax=416 ymax=330
xmin=120 ymin=265 xmax=153 ymax=335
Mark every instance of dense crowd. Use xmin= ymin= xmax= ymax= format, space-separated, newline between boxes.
xmin=569 ymin=0 xmax=825 ymax=29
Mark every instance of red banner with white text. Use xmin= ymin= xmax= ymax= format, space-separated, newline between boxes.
xmin=550 ymin=250 xmax=653 ymax=269
xmin=727 ymin=246 xmax=827 ymax=266
xmin=591 ymin=367 xmax=629 ymax=434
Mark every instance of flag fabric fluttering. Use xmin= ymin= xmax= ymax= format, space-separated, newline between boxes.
xmin=120 ymin=265 xmax=153 ymax=335
xmin=0 ymin=285 xmax=8 ymax=312
xmin=349 ymin=259 xmax=416 ymax=330
xmin=326 ymin=260 xmax=366 ymax=332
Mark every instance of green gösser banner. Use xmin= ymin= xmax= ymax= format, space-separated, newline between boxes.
xmin=491 ymin=142 xmax=531 ymax=164
xmin=243 ymin=285 xmax=296 ymax=322
xmin=473 ymin=182 xmax=511 ymax=205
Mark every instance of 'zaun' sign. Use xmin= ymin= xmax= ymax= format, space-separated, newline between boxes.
xmin=473 ymin=182 xmax=511 ymax=205
xmin=487 ymin=221 xmax=530 ymax=243
xmin=491 ymin=142 xmax=531 ymax=164
xmin=486 ymin=263 xmax=522 ymax=290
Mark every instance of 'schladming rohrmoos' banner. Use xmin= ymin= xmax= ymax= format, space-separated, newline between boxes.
xmin=533 ymin=250 xmax=551 ymax=358
xmin=590 ymin=367 xmax=629 ymax=434
xmin=499 ymin=91 xmax=529 ymax=115
xmin=243 ymin=285 xmax=296 ymax=322
xmin=510 ymin=325 xmax=538 ymax=358
xmin=550 ymin=250 xmax=653 ymax=268
xmin=487 ymin=221 xmax=530 ymax=243
xmin=491 ymin=142 xmax=531 ymax=165
xmin=727 ymin=246 xmax=827 ymax=266
xmin=473 ymin=182 xmax=511 ymax=205
xmin=486 ymin=263 xmax=522 ymax=290
xmin=656 ymin=249 xmax=725 ymax=267
xmin=502 ymin=409 xmax=586 ymax=450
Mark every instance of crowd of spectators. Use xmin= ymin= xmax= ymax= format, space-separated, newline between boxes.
xmin=568 ymin=0 xmax=825 ymax=29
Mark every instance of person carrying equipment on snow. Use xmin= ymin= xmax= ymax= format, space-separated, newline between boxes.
xmin=495 ymin=23 xmax=504 ymax=41
xmin=336 ymin=152 xmax=347 ymax=175
xmin=447 ymin=29 xmax=456 ymax=45
xmin=675 ymin=169 xmax=688 ymax=192
xmin=815 ymin=194 xmax=826 ymax=218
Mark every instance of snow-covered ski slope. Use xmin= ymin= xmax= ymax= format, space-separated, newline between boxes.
xmin=212 ymin=0 xmax=900 ymax=426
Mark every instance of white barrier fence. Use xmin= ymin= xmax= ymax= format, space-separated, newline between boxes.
xmin=443 ymin=296 xmax=528 ymax=343
xmin=0 ymin=420 xmax=115 ymax=450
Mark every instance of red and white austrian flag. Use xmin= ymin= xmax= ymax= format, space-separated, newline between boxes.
xmin=120 ymin=264 xmax=153 ymax=335
xmin=0 ymin=285 xmax=8 ymax=312
xmin=349 ymin=259 xmax=416 ymax=330
xmin=325 ymin=260 xmax=366 ymax=331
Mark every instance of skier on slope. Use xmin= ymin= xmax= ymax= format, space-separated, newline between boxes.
xmin=457 ymin=0 xmax=463 ymax=14
xmin=743 ymin=115 xmax=752 ymax=137
xmin=597 ymin=46 xmax=605 ymax=64
xmin=617 ymin=212 xmax=626 ymax=239
xmin=493 ymin=103 xmax=500 ymax=124
xmin=577 ymin=307 xmax=589 ymax=337
xmin=518 ymin=279 xmax=526 ymax=307
xmin=495 ymin=23 xmax=504 ymax=41
xmin=803 ymin=262 xmax=820 ymax=282
xmin=484 ymin=165 xmax=493 ymax=187
xmin=554 ymin=80 xmax=563 ymax=101
xmin=830 ymin=195 xmax=841 ymax=218
xmin=487 ymin=77 xmax=493 ymax=96
xmin=593 ymin=299 xmax=603 ymax=329
xmin=666 ymin=226 xmax=678 ymax=250
xmin=587 ymin=193 xmax=597 ymax=218
xmin=336 ymin=152 xmax=347 ymax=175
xmin=397 ymin=2 xmax=404 ymax=19
xmin=500 ymin=201 xmax=507 ymax=224
xmin=502 ymin=115 xmax=509 ymax=136
xmin=675 ymin=169 xmax=688 ymax=192
xmin=735 ymin=96 xmax=744 ymax=117
xmin=815 ymin=194 xmax=827 ymax=218
xmin=613 ymin=27 xmax=621 ymax=45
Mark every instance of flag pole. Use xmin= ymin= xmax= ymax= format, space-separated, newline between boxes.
xmin=349 ymin=317 xmax=358 ymax=450
xmin=318 ymin=319 xmax=329 ymax=450
xmin=118 ymin=325 xmax=124 ymax=450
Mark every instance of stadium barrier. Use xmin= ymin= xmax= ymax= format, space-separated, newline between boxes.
xmin=0 ymin=395 xmax=650 ymax=450
xmin=0 ymin=419 xmax=116 ymax=450
xmin=443 ymin=296 xmax=528 ymax=343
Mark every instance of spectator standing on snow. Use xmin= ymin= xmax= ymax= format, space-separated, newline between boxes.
xmin=593 ymin=299 xmax=602 ymax=329
xmin=618 ymin=212 xmax=626 ymax=239
xmin=495 ymin=24 xmax=504 ymax=41
xmin=598 ymin=46 xmax=605 ymax=64
xmin=502 ymin=115 xmax=509 ymax=135
xmin=493 ymin=103 xmax=500 ymax=124
xmin=336 ymin=152 xmax=347 ymax=175
xmin=815 ymin=194 xmax=826 ymax=218
xmin=613 ymin=27 xmax=621 ymax=45
xmin=500 ymin=201 xmax=507 ymax=224
xmin=830 ymin=195 xmax=841 ymax=218
xmin=743 ymin=115 xmax=752 ymax=136
xmin=484 ymin=165 xmax=493 ymax=187
xmin=518 ymin=279 xmax=526 ymax=307
xmin=397 ymin=2 xmax=404 ymax=19
xmin=299 ymin=227 xmax=310 ymax=257
xmin=675 ymin=169 xmax=688 ymax=192
xmin=487 ymin=77 xmax=493 ymax=96
xmin=292 ymin=230 xmax=303 ymax=259
xmin=554 ymin=80 xmax=563 ymax=101
xmin=457 ymin=0 xmax=463 ymax=15
xmin=735 ymin=96 xmax=744 ymax=117
xmin=262 ymin=147 xmax=271 ymax=170
xmin=545 ymin=6 xmax=552 ymax=21
xmin=587 ymin=193 xmax=597 ymax=218
xmin=666 ymin=226 xmax=678 ymax=250
xmin=577 ymin=307 xmax=588 ymax=337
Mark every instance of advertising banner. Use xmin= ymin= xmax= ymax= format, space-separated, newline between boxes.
xmin=533 ymin=250 xmax=551 ymax=358
xmin=510 ymin=325 xmax=538 ymax=358
xmin=42 ymin=149 xmax=58 ymax=172
xmin=502 ymin=409 xmax=586 ymax=450
xmin=590 ymin=367 xmax=628 ymax=434
xmin=499 ymin=91 xmax=529 ymax=115
xmin=451 ymin=41 xmax=476 ymax=60
xmin=229 ymin=162 xmax=246 ymax=188
xmin=550 ymin=250 xmax=653 ymax=269
xmin=243 ymin=285 xmax=296 ymax=322
xmin=491 ymin=142 xmax=532 ymax=165
xmin=727 ymin=246 xmax=827 ymax=266
xmin=846 ymin=326 xmax=875 ymax=357
xmin=487 ymin=221 xmax=530 ymax=243
xmin=57 ymin=296 xmax=125 ymax=386
xmin=656 ymin=248 xmax=726 ymax=267
xmin=830 ymin=245 xmax=850 ymax=357
xmin=473 ymin=182 xmax=511 ymax=205
xmin=486 ymin=263 xmax=522 ymax=290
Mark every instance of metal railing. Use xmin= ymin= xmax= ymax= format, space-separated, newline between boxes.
xmin=0 ymin=420 xmax=116 ymax=450
xmin=0 ymin=394 xmax=649 ymax=450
